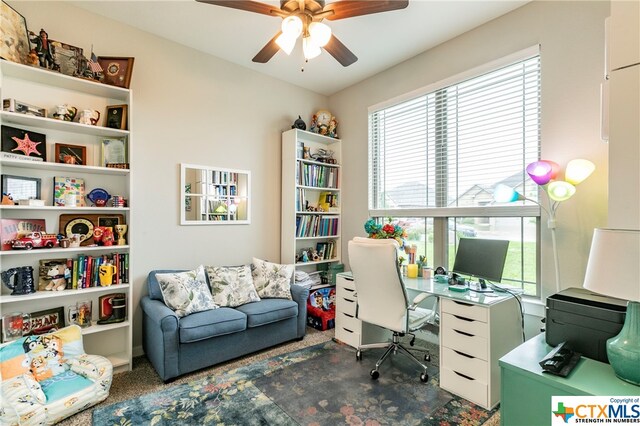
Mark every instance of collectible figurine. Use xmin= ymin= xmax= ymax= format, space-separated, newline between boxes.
xmin=29 ymin=29 xmax=55 ymax=69
xmin=309 ymin=115 xmax=318 ymax=133
xmin=291 ymin=115 xmax=306 ymax=130
xmin=328 ymin=117 xmax=338 ymax=139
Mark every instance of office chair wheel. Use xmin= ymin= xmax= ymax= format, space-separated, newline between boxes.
xmin=424 ymin=354 xmax=431 ymax=362
xmin=370 ymin=369 xmax=380 ymax=380
xmin=420 ymin=373 xmax=429 ymax=382
xmin=356 ymin=350 xmax=362 ymax=361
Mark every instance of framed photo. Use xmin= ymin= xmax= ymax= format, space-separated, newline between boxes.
xmin=97 ymin=56 xmax=134 ymax=89
xmin=26 ymin=306 xmax=65 ymax=336
xmin=1 ymin=174 xmax=41 ymax=202
xmin=0 ymin=1 xmax=30 ymax=65
xmin=55 ymin=143 xmax=87 ymax=165
xmin=1 ymin=125 xmax=47 ymax=161
xmin=104 ymin=104 xmax=128 ymax=130
xmin=50 ymin=40 xmax=83 ymax=77
xmin=101 ymin=138 xmax=128 ymax=167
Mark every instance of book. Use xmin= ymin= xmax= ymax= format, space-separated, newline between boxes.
xmin=53 ymin=177 xmax=86 ymax=207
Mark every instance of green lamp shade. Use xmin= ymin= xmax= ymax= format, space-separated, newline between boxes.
xmin=547 ymin=181 xmax=576 ymax=201
xmin=565 ymin=159 xmax=595 ymax=185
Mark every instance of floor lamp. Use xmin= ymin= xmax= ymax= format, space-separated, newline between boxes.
xmin=493 ymin=159 xmax=595 ymax=294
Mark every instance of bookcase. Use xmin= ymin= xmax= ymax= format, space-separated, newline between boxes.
xmin=0 ymin=60 xmax=132 ymax=372
xmin=281 ymin=129 xmax=341 ymax=277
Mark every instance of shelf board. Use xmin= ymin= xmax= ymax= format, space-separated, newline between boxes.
xmin=296 ymin=211 xmax=340 ymax=215
xmin=297 ymin=185 xmax=340 ymax=191
xmin=1 ymin=60 xmax=130 ymax=101
xmin=82 ymin=320 xmax=130 ymax=335
xmin=106 ymin=352 xmax=130 ymax=368
xmin=0 ymin=158 xmax=130 ymax=175
xmin=0 ymin=283 xmax=130 ymax=304
xmin=298 ymin=158 xmax=341 ymax=168
xmin=0 ymin=245 xmax=129 ymax=257
xmin=0 ymin=205 xmax=130 ymax=212
xmin=295 ymin=258 xmax=341 ymax=266
xmin=0 ymin=111 xmax=130 ymax=137
xmin=296 ymin=235 xmax=340 ymax=240
xmin=293 ymin=129 xmax=341 ymax=144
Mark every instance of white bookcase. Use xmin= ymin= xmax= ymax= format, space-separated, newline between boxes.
xmin=0 ymin=60 xmax=132 ymax=372
xmin=281 ymin=129 xmax=341 ymax=274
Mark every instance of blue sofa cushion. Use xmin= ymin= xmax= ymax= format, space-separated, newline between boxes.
xmin=179 ymin=308 xmax=246 ymax=343
xmin=235 ymin=299 xmax=298 ymax=328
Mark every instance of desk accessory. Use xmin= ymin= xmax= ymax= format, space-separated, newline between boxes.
xmin=448 ymin=284 xmax=468 ymax=292
xmin=539 ymin=341 xmax=581 ymax=377
xmin=583 ymin=228 xmax=640 ymax=386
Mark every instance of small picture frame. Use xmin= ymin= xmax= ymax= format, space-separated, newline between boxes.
xmin=27 ymin=306 xmax=65 ymax=336
xmin=104 ymin=104 xmax=128 ymax=130
xmin=101 ymin=138 xmax=128 ymax=167
xmin=0 ymin=1 xmax=30 ymax=65
xmin=1 ymin=125 xmax=47 ymax=161
xmin=97 ymin=56 xmax=134 ymax=89
xmin=55 ymin=143 xmax=87 ymax=166
xmin=1 ymin=174 xmax=41 ymax=202
xmin=50 ymin=40 xmax=83 ymax=77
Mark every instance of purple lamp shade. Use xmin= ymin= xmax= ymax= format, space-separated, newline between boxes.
xmin=527 ymin=161 xmax=553 ymax=185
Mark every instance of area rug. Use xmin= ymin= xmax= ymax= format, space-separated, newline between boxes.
xmin=93 ymin=340 xmax=497 ymax=425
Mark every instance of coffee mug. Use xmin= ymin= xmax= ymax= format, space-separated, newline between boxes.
xmin=79 ymin=109 xmax=100 ymax=126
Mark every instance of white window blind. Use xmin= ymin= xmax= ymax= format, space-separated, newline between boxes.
xmin=369 ymin=55 xmax=541 ymax=217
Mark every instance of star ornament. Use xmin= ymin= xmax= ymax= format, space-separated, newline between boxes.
xmin=11 ymin=133 xmax=42 ymax=157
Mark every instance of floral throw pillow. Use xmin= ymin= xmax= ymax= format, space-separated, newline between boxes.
xmin=251 ymin=258 xmax=293 ymax=300
xmin=156 ymin=266 xmax=217 ymax=317
xmin=206 ymin=265 xmax=261 ymax=307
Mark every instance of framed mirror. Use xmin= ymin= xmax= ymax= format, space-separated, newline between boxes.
xmin=180 ymin=163 xmax=251 ymax=225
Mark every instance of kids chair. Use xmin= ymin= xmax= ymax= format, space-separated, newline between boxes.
xmin=348 ymin=237 xmax=438 ymax=382
xmin=0 ymin=325 xmax=112 ymax=425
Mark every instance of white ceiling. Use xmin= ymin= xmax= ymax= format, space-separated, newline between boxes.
xmin=73 ymin=0 xmax=529 ymax=96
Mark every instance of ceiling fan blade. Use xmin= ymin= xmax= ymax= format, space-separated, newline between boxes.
xmin=324 ymin=35 xmax=358 ymax=67
xmin=324 ymin=0 xmax=409 ymax=21
xmin=197 ymin=0 xmax=282 ymax=17
xmin=252 ymin=32 xmax=282 ymax=63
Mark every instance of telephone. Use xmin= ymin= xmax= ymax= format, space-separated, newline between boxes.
xmin=539 ymin=341 xmax=581 ymax=377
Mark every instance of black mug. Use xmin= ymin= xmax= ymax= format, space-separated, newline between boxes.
xmin=1 ymin=267 xmax=36 ymax=295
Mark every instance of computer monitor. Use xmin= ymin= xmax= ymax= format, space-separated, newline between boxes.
xmin=452 ymin=238 xmax=510 ymax=283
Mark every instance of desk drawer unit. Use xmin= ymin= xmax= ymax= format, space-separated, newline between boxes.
xmin=335 ymin=275 xmax=362 ymax=347
xmin=439 ymin=297 xmax=522 ymax=410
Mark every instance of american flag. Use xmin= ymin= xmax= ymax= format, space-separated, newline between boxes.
xmin=88 ymin=52 xmax=103 ymax=73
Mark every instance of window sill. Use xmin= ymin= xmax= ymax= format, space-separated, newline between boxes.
xmin=522 ymin=297 xmax=545 ymax=318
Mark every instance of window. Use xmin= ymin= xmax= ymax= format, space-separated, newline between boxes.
xmin=368 ymin=49 xmax=541 ymax=296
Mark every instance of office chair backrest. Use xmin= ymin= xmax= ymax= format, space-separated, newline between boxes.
xmin=348 ymin=237 xmax=410 ymax=333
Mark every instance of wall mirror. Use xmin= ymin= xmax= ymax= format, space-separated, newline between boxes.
xmin=180 ymin=163 xmax=251 ymax=225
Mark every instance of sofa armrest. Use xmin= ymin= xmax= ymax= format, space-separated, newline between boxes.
xmin=140 ymin=296 xmax=180 ymax=382
xmin=1 ymin=374 xmax=47 ymax=425
xmin=291 ymin=284 xmax=310 ymax=338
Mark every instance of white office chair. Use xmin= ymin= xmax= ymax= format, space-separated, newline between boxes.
xmin=348 ymin=237 xmax=438 ymax=382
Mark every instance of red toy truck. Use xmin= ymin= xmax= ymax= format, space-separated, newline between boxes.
xmin=11 ymin=232 xmax=59 ymax=250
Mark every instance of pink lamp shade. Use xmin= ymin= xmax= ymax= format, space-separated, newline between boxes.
xmin=526 ymin=160 xmax=559 ymax=185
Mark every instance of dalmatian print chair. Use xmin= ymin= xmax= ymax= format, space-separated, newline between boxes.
xmin=0 ymin=325 xmax=112 ymax=425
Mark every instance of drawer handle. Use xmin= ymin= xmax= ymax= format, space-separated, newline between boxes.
xmin=453 ymin=329 xmax=474 ymax=337
xmin=454 ymin=371 xmax=475 ymax=381
xmin=345 ymin=277 xmax=354 ymax=281
xmin=453 ymin=315 xmax=474 ymax=322
xmin=343 ymin=313 xmax=354 ymax=319
xmin=343 ymin=327 xmax=354 ymax=333
xmin=344 ymin=288 xmax=355 ymax=293
xmin=453 ymin=350 xmax=475 ymax=359
xmin=453 ymin=301 xmax=473 ymax=307
xmin=343 ymin=298 xmax=355 ymax=303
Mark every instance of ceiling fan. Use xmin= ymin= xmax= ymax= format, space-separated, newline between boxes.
xmin=196 ymin=0 xmax=409 ymax=66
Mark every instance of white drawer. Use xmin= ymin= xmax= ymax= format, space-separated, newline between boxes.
xmin=337 ymin=284 xmax=357 ymax=302
xmin=440 ymin=367 xmax=488 ymax=408
xmin=335 ymin=311 xmax=362 ymax=334
xmin=441 ymin=298 xmax=487 ymax=323
xmin=337 ymin=295 xmax=357 ymax=317
xmin=337 ymin=276 xmax=356 ymax=292
xmin=441 ymin=312 xmax=488 ymax=338
xmin=441 ymin=326 xmax=488 ymax=361
xmin=440 ymin=346 xmax=488 ymax=383
xmin=335 ymin=326 xmax=360 ymax=348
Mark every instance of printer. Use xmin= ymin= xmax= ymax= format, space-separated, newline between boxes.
xmin=546 ymin=287 xmax=627 ymax=363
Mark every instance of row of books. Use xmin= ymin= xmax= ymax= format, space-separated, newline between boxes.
xmin=315 ymin=241 xmax=337 ymax=260
xmin=40 ymin=253 xmax=130 ymax=290
xmin=296 ymin=162 xmax=339 ymax=188
xmin=296 ymin=215 xmax=339 ymax=238
xmin=295 ymin=189 xmax=339 ymax=212
xmin=207 ymin=171 xmax=239 ymax=185
xmin=205 ymin=184 xmax=238 ymax=196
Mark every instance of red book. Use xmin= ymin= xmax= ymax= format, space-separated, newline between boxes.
xmin=85 ymin=256 xmax=93 ymax=288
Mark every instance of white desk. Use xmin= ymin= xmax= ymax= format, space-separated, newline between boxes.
xmin=335 ymin=272 xmax=523 ymax=410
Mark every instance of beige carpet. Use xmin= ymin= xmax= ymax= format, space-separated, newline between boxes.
xmin=59 ymin=328 xmax=499 ymax=425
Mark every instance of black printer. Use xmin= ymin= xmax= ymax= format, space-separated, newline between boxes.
xmin=546 ymin=287 xmax=627 ymax=363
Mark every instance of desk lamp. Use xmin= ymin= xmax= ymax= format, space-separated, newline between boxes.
xmin=493 ymin=159 xmax=595 ymax=293
xmin=583 ymin=228 xmax=640 ymax=385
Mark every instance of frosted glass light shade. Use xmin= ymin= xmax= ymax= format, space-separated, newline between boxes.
xmin=303 ymin=36 xmax=321 ymax=60
xmin=565 ymin=159 xmax=595 ymax=185
xmin=281 ymin=16 xmax=303 ymax=37
xmin=493 ymin=184 xmax=523 ymax=203
xmin=309 ymin=22 xmax=332 ymax=47
xmin=547 ymin=181 xmax=576 ymax=201
xmin=276 ymin=33 xmax=297 ymax=55
xmin=526 ymin=161 xmax=553 ymax=185
xmin=583 ymin=229 xmax=640 ymax=302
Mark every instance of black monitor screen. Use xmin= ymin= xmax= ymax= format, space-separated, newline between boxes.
xmin=452 ymin=238 xmax=510 ymax=283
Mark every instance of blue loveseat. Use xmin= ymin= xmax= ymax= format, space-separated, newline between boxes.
xmin=140 ymin=270 xmax=309 ymax=382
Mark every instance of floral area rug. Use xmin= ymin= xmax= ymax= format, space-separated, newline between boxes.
xmin=92 ymin=341 xmax=497 ymax=425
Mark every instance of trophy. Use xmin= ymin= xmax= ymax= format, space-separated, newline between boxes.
xmin=115 ymin=224 xmax=127 ymax=246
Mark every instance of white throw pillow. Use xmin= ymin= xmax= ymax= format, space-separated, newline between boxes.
xmin=206 ymin=265 xmax=261 ymax=307
xmin=251 ymin=258 xmax=293 ymax=300
xmin=156 ymin=266 xmax=217 ymax=317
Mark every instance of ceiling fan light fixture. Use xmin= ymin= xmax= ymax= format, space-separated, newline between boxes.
xmin=303 ymin=36 xmax=321 ymax=60
xmin=281 ymin=15 xmax=303 ymax=38
xmin=308 ymin=22 xmax=332 ymax=47
xmin=276 ymin=32 xmax=297 ymax=55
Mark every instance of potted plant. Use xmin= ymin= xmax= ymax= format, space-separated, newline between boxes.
xmin=417 ymin=255 xmax=427 ymax=276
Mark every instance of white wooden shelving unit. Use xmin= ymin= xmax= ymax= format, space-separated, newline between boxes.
xmin=0 ymin=60 xmax=133 ymax=371
xmin=281 ymin=129 xmax=341 ymax=278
